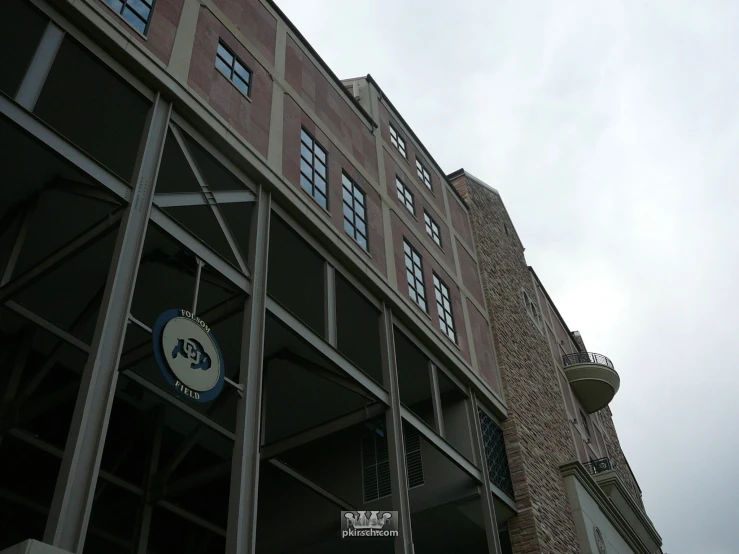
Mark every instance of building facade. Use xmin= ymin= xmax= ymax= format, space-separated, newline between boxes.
xmin=0 ymin=0 xmax=660 ymax=553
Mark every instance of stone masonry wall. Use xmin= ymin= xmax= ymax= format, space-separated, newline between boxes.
xmin=454 ymin=175 xmax=581 ymax=554
xmin=598 ymin=406 xmax=646 ymax=511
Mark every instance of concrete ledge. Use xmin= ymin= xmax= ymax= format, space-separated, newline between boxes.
xmin=0 ymin=540 xmax=73 ymax=554
xmin=560 ymin=461 xmax=662 ymax=554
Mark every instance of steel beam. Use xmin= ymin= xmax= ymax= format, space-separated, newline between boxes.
xmin=0 ymin=94 xmax=131 ymax=201
xmin=266 ymin=298 xmax=389 ymax=405
xmin=0 ymin=209 xmax=123 ymax=303
xmin=226 ymin=187 xmax=270 ymax=554
xmin=150 ymin=205 xmax=248 ymax=292
xmin=49 ymin=178 xmax=123 ymax=205
xmin=44 ymin=95 xmax=171 ymax=553
xmin=468 ymin=393 xmax=503 ymax=554
xmin=260 ymin=403 xmax=385 ymax=460
xmin=122 ymin=371 xmax=235 ymax=441
xmin=9 ymin=287 xmax=103 ymax=412
xmin=4 ymin=300 xmax=91 ymax=354
xmin=268 ymin=459 xmax=356 ymax=511
xmin=0 ymin=199 xmax=37 ymax=287
xmin=15 ymin=21 xmax=65 ymax=110
xmin=400 ymin=406 xmax=482 ymax=482
xmin=379 ymin=304 xmax=414 ymax=554
xmin=169 ymin=124 xmax=249 ymax=275
xmin=153 ymin=190 xmax=255 ymax=207
xmin=393 ymin=317 xmax=468 ymax=395
xmin=271 ymin=350 xmax=376 ymax=400
xmin=161 ymin=460 xmax=231 ymax=499
xmin=324 ymin=262 xmax=337 ymax=347
xmin=158 ymin=501 xmax=227 ymax=538
xmin=429 ymin=362 xmax=445 ymax=438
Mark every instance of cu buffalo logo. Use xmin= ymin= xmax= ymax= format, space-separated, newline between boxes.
xmin=152 ymin=309 xmax=225 ymax=402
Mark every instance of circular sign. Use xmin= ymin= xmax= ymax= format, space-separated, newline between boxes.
xmin=152 ymin=309 xmax=225 ymax=402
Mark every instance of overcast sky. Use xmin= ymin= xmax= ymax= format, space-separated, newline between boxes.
xmin=276 ymin=1 xmax=739 ymax=552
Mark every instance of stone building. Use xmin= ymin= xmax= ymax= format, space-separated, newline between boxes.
xmin=0 ymin=0 xmax=661 ymax=553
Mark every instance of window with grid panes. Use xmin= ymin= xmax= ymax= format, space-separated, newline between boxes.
xmin=214 ymin=41 xmax=253 ymax=97
xmin=389 ymin=124 xmax=407 ymax=158
xmin=403 ymin=240 xmax=427 ymax=312
xmin=433 ymin=273 xmax=456 ymax=343
xmin=104 ymin=0 xmax=155 ymax=34
xmin=424 ymin=210 xmax=442 ymax=248
xmin=342 ymin=172 xmax=368 ymax=251
xmin=478 ymin=408 xmax=514 ymax=497
xmin=396 ymin=176 xmax=415 ymax=215
xmin=416 ymin=159 xmax=432 ymax=190
xmin=300 ymin=129 xmax=328 ymax=208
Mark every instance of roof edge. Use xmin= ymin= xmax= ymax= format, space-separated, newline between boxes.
xmin=365 ymin=74 xmax=469 ymax=210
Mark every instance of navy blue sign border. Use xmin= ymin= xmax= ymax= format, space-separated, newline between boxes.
xmin=152 ymin=309 xmax=226 ymax=403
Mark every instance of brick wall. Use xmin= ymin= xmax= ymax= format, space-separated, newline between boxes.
xmin=453 ymin=174 xmax=581 ymax=554
xmin=188 ymin=7 xmax=272 ymax=157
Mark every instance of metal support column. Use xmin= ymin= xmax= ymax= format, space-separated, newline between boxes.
xmin=225 ymin=186 xmax=271 ymax=554
xmin=15 ymin=21 xmax=65 ymax=110
xmin=429 ymin=362 xmax=445 ymax=438
xmin=468 ymin=393 xmax=503 ymax=554
xmin=324 ymin=262 xmax=337 ymax=347
xmin=43 ymin=95 xmax=171 ymax=553
xmin=379 ymin=304 xmax=414 ymax=554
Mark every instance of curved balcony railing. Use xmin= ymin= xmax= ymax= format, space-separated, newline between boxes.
xmin=562 ymin=352 xmax=614 ymax=370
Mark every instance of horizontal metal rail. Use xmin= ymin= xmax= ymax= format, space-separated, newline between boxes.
xmin=562 ymin=352 xmax=614 ymax=369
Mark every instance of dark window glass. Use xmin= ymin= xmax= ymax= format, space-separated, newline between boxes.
xmin=433 ymin=273 xmax=456 ymax=343
xmin=215 ymin=41 xmax=253 ymax=97
xmin=300 ymin=128 xmax=328 ymax=209
xmin=396 ymin=176 xmax=415 ymax=215
xmin=403 ymin=240 xmax=427 ymax=312
xmin=342 ymin=173 xmax=368 ymax=251
xmin=416 ymin=159 xmax=432 ymax=190
xmin=389 ymin=124 xmax=407 ymax=158
xmin=103 ymin=0 xmax=154 ymax=35
xmin=424 ymin=210 xmax=442 ymax=248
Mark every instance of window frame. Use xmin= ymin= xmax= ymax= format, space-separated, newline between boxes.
xmin=423 ymin=210 xmax=442 ymax=248
xmin=416 ymin=158 xmax=433 ymax=191
xmin=403 ymin=239 xmax=427 ymax=313
xmin=433 ymin=273 xmax=457 ymax=344
xmin=299 ymin=128 xmax=329 ymax=209
xmin=215 ymin=40 xmax=254 ymax=98
xmin=341 ymin=172 xmax=369 ymax=251
xmin=522 ymin=289 xmax=543 ymax=330
xmin=103 ymin=0 xmax=156 ymax=35
xmin=396 ymin=176 xmax=415 ymax=215
xmin=389 ymin=123 xmax=407 ymax=158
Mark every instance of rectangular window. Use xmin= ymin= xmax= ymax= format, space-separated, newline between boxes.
xmin=396 ymin=176 xmax=415 ymax=215
xmin=424 ymin=210 xmax=442 ymax=248
xmin=580 ymin=410 xmax=591 ymax=438
xmin=416 ymin=159 xmax=432 ymax=191
xmin=403 ymin=240 xmax=427 ymax=312
xmin=342 ymin=172 xmax=368 ymax=251
xmin=523 ymin=289 xmax=542 ymax=329
xmin=300 ymin=128 xmax=328 ymax=209
xmin=433 ymin=273 xmax=456 ymax=343
xmin=215 ymin=41 xmax=253 ymax=97
xmin=104 ymin=0 xmax=155 ymax=35
xmin=389 ymin=123 xmax=407 ymax=158
xmin=478 ymin=408 xmax=514 ymax=498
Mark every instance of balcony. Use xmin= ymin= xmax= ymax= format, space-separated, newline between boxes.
xmin=562 ymin=352 xmax=620 ymax=413
xmin=583 ymin=457 xmax=612 ymax=476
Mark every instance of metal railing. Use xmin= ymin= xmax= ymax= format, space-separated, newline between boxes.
xmin=562 ymin=352 xmax=614 ymax=369
xmin=583 ymin=457 xmax=612 ymax=475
